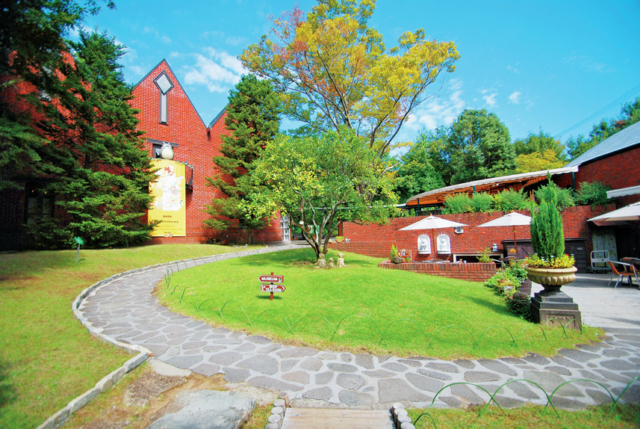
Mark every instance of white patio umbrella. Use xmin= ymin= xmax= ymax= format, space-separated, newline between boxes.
xmin=399 ymin=215 xmax=467 ymax=260
xmin=588 ymin=202 xmax=640 ymax=226
xmin=477 ymin=212 xmax=532 ymax=256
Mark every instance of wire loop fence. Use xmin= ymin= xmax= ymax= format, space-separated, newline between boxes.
xmin=412 ymin=375 xmax=639 ymax=428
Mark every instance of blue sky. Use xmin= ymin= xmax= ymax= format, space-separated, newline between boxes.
xmin=82 ymin=0 xmax=640 ymax=147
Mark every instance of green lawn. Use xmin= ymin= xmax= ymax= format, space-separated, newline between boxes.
xmin=159 ymin=248 xmax=601 ymax=360
xmin=407 ymin=405 xmax=640 ymax=428
xmin=0 ymin=244 xmax=259 ymax=429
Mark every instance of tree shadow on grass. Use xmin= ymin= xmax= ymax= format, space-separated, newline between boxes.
xmin=461 ymin=295 xmax=512 ymax=317
xmin=0 ymin=358 xmax=16 ymax=411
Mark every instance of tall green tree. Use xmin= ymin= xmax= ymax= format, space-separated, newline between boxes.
xmin=566 ymin=97 xmax=640 ymax=160
xmin=514 ymin=130 xmax=566 ymax=159
xmin=393 ymin=135 xmax=444 ymax=202
xmin=448 ymin=109 xmax=515 ymax=184
xmin=27 ymin=30 xmax=154 ymax=248
xmin=241 ymin=0 xmax=459 ymax=161
xmin=243 ymin=128 xmax=397 ymax=261
xmin=419 ymin=109 xmax=515 ymax=186
xmin=204 ymin=74 xmax=281 ymax=243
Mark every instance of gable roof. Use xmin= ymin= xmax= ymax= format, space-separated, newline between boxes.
xmin=566 ymin=121 xmax=640 ymax=167
xmin=131 ymin=59 xmax=209 ymax=128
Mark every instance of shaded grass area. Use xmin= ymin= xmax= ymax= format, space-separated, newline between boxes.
xmin=0 ymin=244 xmax=257 ymax=429
xmin=159 ymin=249 xmax=601 ymax=360
xmin=408 ymin=404 xmax=640 ymax=428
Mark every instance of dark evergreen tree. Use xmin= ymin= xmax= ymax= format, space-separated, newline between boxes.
xmin=0 ymin=0 xmax=113 ymax=190
xmin=27 ymin=30 xmax=155 ymax=248
xmin=204 ymin=74 xmax=281 ymax=243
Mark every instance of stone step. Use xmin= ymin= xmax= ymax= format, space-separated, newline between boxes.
xmin=281 ymin=408 xmax=395 ymax=429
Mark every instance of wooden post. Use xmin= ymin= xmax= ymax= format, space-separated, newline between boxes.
xmin=270 ymin=272 xmax=274 ymax=301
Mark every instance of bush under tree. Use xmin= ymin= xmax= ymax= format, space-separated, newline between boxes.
xmin=576 ymin=181 xmax=611 ymax=207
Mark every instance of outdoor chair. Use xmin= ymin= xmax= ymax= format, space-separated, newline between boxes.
xmin=608 ymin=261 xmax=639 ymax=288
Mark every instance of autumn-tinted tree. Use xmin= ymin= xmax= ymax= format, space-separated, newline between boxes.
xmin=26 ymin=30 xmax=154 ymax=248
xmin=241 ymin=0 xmax=459 ymax=161
xmin=244 ymin=128 xmax=397 ymax=261
xmin=204 ymin=75 xmax=281 ymax=243
xmin=566 ymin=97 xmax=640 ymax=160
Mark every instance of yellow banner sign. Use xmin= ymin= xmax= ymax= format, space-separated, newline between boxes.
xmin=149 ymin=159 xmax=186 ymax=237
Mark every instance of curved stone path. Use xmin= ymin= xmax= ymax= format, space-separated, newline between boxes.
xmin=78 ymin=247 xmax=640 ymax=410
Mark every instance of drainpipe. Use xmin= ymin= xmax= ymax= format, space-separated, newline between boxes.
xmin=571 ymin=172 xmax=577 ymax=193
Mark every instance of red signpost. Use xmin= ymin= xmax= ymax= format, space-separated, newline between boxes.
xmin=259 ymin=272 xmax=285 ymax=300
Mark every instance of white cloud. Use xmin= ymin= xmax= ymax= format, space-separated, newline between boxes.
xmin=404 ymin=79 xmax=466 ymax=131
xmin=483 ymin=92 xmax=497 ymax=107
xmin=183 ymin=48 xmax=246 ymax=93
xmin=507 ymin=65 xmax=519 ymax=73
xmin=508 ymin=91 xmax=521 ymax=104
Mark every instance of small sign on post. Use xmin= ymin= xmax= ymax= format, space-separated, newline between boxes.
xmin=74 ymin=237 xmax=84 ymax=263
xmin=259 ymin=272 xmax=285 ymax=301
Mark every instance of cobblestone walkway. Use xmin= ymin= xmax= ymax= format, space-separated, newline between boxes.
xmin=78 ymin=248 xmax=640 ymax=409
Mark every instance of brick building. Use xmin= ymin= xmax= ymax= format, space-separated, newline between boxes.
xmin=0 ymin=59 xmax=286 ymax=250
xmin=131 ymin=60 xmax=284 ymax=245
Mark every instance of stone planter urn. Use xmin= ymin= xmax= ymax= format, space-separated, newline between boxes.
xmin=526 ymin=266 xmax=581 ymax=330
xmin=525 ymin=266 xmax=577 ymax=294
xmin=392 ymin=256 xmax=403 ymax=264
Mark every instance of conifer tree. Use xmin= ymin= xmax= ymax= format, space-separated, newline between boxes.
xmin=28 ymin=30 xmax=155 ymax=248
xmin=530 ymin=192 xmax=565 ymax=260
xmin=204 ymin=74 xmax=281 ymax=243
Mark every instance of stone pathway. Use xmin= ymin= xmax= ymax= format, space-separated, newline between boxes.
xmin=79 ymin=248 xmax=640 ymax=410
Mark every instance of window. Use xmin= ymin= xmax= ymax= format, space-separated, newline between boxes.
xmin=418 ymin=235 xmax=431 ymax=254
xmin=154 ymin=72 xmax=174 ymax=124
xmin=25 ymin=185 xmax=55 ymax=224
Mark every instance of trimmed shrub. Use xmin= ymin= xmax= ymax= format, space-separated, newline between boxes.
xmin=535 ymin=182 xmax=575 ymax=211
xmin=443 ymin=194 xmax=474 ymax=214
xmin=576 ymin=181 xmax=611 ymax=206
xmin=472 ymin=192 xmax=493 ymax=213
xmin=492 ymin=189 xmax=529 ymax=212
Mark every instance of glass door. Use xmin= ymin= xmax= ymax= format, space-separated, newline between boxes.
xmin=281 ymin=215 xmax=291 ymax=241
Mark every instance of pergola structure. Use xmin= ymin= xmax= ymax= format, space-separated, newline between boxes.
xmin=405 ymin=166 xmax=579 ymax=208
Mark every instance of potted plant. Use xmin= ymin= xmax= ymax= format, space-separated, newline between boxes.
xmin=335 ymin=236 xmax=345 ymax=243
xmin=390 ymin=244 xmax=403 ymax=264
xmin=525 ymin=193 xmax=577 ymax=293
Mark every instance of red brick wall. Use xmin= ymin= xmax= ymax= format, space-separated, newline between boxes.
xmin=330 ymin=205 xmax=611 ymax=262
xmin=554 ymin=146 xmax=640 ymax=206
xmin=378 ymin=261 xmax=496 ymax=282
xmin=132 ymin=60 xmax=283 ymax=244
